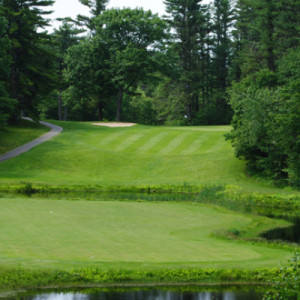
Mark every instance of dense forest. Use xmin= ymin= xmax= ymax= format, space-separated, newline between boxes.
xmin=0 ymin=0 xmax=299 ymax=186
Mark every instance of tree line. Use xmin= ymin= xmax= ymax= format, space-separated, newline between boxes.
xmin=0 ymin=0 xmax=235 ymax=125
xmin=0 ymin=0 xmax=299 ymax=186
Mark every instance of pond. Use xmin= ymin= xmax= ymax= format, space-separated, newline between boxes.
xmin=260 ymin=217 xmax=300 ymax=244
xmin=14 ymin=286 xmax=265 ymax=300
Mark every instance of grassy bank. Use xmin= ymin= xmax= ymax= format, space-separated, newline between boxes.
xmin=0 ymin=267 xmax=280 ymax=291
xmin=0 ymin=119 xmax=49 ymax=155
xmin=0 ymin=121 xmax=290 ymax=193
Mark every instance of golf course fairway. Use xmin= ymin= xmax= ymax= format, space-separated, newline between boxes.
xmin=0 ymin=121 xmax=285 ymax=192
xmin=0 ymin=197 xmax=291 ymax=270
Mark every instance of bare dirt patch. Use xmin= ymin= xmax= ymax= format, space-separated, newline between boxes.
xmin=92 ymin=122 xmax=137 ymax=128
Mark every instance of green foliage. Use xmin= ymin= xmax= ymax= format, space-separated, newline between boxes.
xmin=94 ymin=8 xmax=168 ymax=121
xmin=77 ymin=0 xmax=108 ymax=29
xmin=228 ymin=47 xmax=300 ymax=186
xmin=128 ymin=89 xmax=158 ymax=125
xmin=0 ymin=266 xmax=279 ymax=290
xmin=65 ymin=8 xmax=168 ymax=122
xmin=227 ymin=77 xmax=287 ymax=181
xmin=152 ymin=78 xmax=187 ymax=125
xmin=164 ymin=0 xmax=207 ymax=120
xmin=211 ymin=0 xmax=234 ymax=121
xmin=65 ymin=37 xmax=113 ymax=121
xmin=275 ymin=48 xmax=300 ymax=186
xmin=263 ymin=252 xmax=300 ymax=300
xmin=0 ymin=0 xmax=57 ymax=121
xmin=0 ymin=16 xmax=15 ymax=126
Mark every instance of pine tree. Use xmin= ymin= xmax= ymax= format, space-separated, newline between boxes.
xmin=234 ymin=0 xmax=300 ymax=77
xmin=0 ymin=0 xmax=56 ymax=120
xmin=77 ymin=0 xmax=108 ymax=30
xmin=0 ymin=15 xmax=16 ymax=125
xmin=164 ymin=0 xmax=207 ymax=120
xmin=53 ymin=21 xmax=83 ymax=120
xmin=211 ymin=0 xmax=234 ymax=121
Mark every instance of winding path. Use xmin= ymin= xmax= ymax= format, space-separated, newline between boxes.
xmin=0 ymin=120 xmax=63 ymax=163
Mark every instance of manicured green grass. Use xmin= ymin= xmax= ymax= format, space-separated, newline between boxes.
xmin=0 ymin=121 xmax=298 ymax=290
xmin=0 ymin=198 xmax=292 ymax=271
xmin=0 ymin=119 xmax=48 ymax=155
xmin=0 ymin=121 xmax=290 ymax=193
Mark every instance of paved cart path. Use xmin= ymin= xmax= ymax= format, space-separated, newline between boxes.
xmin=0 ymin=120 xmax=63 ymax=162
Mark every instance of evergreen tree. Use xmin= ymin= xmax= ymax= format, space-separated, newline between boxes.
xmin=0 ymin=0 xmax=56 ymax=120
xmin=211 ymin=0 xmax=234 ymax=122
xmin=0 ymin=15 xmax=16 ymax=125
xmin=228 ymin=0 xmax=300 ymax=185
xmin=77 ymin=0 xmax=108 ymax=30
xmin=53 ymin=21 xmax=83 ymax=120
xmin=164 ymin=0 xmax=207 ymax=120
xmin=234 ymin=0 xmax=300 ymax=77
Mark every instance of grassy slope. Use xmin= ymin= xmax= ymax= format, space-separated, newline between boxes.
xmin=0 ymin=119 xmax=49 ymax=155
xmin=0 ymin=120 xmax=297 ymax=284
xmin=0 ymin=121 xmax=290 ymax=193
xmin=0 ymin=198 xmax=291 ymax=270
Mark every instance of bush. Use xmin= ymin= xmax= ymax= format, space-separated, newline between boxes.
xmin=228 ymin=48 xmax=300 ymax=186
xmin=263 ymin=252 xmax=300 ymax=300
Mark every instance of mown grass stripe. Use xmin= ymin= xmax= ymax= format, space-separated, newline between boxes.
xmin=203 ymin=133 xmax=227 ymax=154
xmin=158 ymin=132 xmax=192 ymax=155
xmin=169 ymin=132 xmax=196 ymax=155
xmin=181 ymin=133 xmax=210 ymax=155
xmin=140 ymin=131 xmax=177 ymax=154
xmin=137 ymin=131 xmax=169 ymax=153
xmin=114 ymin=133 xmax=144 ymax=152
xmin=97 ymin=130 xmax=127 ymax=149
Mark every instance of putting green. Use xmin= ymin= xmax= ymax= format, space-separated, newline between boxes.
xmin=0 ymin=198 xmax=290 ymax=270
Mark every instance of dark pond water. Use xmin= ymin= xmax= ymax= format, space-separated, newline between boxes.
xmin=261 ymin=217 xmax=300 ymax=244
xmin=18 ymin=287 xmax=264 ymax=300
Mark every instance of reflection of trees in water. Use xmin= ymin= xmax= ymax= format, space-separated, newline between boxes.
xmin=261 ymin=217 xmax=300 ymax=244
xmin=29 ymin=289 xmax=262 ymax=300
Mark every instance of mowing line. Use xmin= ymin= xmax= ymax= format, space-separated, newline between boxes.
xmin=114 ymin=134 xmax=143 ymax=152
xmin=181 ymin=133 xmax=211 ymax=155
xmin=137 ymin=131 xmax=169 ymax=153
xmin=158 ymin=132 xmax=192 ymax=155
xmin=97 ymin=131 xmax=128 ymax=149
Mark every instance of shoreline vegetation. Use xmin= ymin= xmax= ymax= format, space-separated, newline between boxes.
xmin=1 ymin=183 xmax=299 ymax=218
xmin=0 ymin=266 xmax=282 ymax=292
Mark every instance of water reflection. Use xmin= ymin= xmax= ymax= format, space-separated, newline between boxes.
xmin=23 ymin=288 xmax=262 ymax=300
xmin=261 ymin=217 xmax=300 ymax=243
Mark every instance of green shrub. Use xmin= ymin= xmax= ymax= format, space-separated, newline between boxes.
xmin=263 ymin=252 xmax=300 ymax=300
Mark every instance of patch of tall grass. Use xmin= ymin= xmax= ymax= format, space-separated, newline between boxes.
xmin=1 ymin=183 xmax=298 ymax=219
xmin=0 ymin=267 xmax=280 ymax=291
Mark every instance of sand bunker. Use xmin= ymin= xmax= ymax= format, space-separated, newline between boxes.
xmin=92 ymin=122 xmax=136 ymax=128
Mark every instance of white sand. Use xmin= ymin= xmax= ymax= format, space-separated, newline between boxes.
xmin=92 ymin=122 xmax=136 ymax=128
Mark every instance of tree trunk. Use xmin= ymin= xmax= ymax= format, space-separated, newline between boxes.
xmin=58 ymin=88 xmax=63 ymax=121
xmin=98 ymin=102 xmax=103 ymax=121
xmin=10 ymin=50 xmax=20 ymax=120
xmin=116 ymin=89 xmax=123 ymax=122
xmin=63 ymin=105 xmax=68 ymax=121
